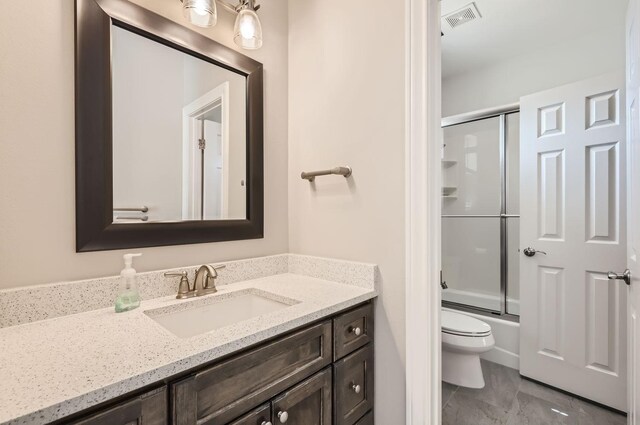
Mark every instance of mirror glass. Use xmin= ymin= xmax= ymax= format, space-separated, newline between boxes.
xmin=111 ymin=25 xmax=247 ymax=223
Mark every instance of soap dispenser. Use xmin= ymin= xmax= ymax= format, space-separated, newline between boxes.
xmin=115 ymin=253 xmax=143 ymax=313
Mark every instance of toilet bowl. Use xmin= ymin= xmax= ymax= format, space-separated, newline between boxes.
xmin=441 ymin=310 xmax=495 ymax=389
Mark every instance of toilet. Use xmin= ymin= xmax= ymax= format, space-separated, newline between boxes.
xmin=441 ymin=310 xmax=495 ymax=389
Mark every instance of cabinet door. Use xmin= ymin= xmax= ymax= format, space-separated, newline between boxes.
xmin=271 ymin=368 xmax=332 ymax=425
xmin=228 ymin=404 xmax=271 ymax=425
xmin=334 ymin=345 xmax=374 ymax=425
xmin=71 ymin=387 xmax=167 ymax=425
xmin=354 ymin=411 xmax=373 ymax=425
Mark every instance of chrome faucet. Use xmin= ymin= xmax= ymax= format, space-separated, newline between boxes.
xmin=163 ymin=264 xmax=225 ymax=299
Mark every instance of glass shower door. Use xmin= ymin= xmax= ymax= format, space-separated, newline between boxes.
xmin=441 ymin=116 xmax=502 ymax=312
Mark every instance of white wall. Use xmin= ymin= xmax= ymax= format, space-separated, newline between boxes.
xmin=287 ymin=1 xmax=407 ymax=423
xmin=0 ymin=0 xmax=289 ymax=288
xmin=442 ymin=27 xmax=625 ymax=116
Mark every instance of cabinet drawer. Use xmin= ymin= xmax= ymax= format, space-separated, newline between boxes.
xmin=71 ymin=387 xmax=167 ymax=425
xmin=355 ymin=411 xmax=373 ymax=425
xmin=228 ymin=403 xmax=271 ymax=425
xmin=172 ymin=321 xmax=332 ymax=425
xmin=334 ymin=344 xmax=374 ymax=425
xmin=333 ymin=303 xmax=374 ymax=360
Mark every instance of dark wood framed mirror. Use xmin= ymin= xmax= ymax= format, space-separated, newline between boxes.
xmin=75 ymin=0 xmax=263 ymax=252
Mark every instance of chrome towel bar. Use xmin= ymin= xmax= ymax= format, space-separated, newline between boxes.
xmin=114 ymin=206 xmax=149 ymax=213
xmin=301 ymin=166 xmax=352 ymax=182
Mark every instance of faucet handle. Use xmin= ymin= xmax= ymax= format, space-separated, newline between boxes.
xmin=164 ymin=271 xmax=191 ymax=299
xmin=212 ymin=264 xmax=226 ymax=276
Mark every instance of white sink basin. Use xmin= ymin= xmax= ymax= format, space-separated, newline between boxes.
xmin=145 ymin=289 xmax=298 ymax=338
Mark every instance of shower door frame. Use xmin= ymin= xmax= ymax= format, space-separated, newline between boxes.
xmin=441 ymin=103 xmax=520 ymax=321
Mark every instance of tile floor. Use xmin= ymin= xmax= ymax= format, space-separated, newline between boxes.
xmin=442 ymin=360 xmax=626 ymax=425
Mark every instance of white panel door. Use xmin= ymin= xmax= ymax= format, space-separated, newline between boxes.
xmin=627 ymin=0 xmax=640 ymax=421
xmin=203 ymin=120 xmax=223 ymax=220
xmin=520 ymin=73 xmax=627 ymax=411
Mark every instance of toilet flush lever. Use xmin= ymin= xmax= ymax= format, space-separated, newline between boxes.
xmin=523 ymin=247 xmax=546 ymax=257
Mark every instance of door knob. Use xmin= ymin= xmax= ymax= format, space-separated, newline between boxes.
xmin=277 ymin=411 xmax=288 ymax=423
xmin=351 ymin=383 xmax=362 ymax=394
xmin=261 ymin=422 xmax=273 ymax=425
xmin=607 ymin=269 xmax=631 ymax=285
xmin=523 ymin=247 xmax=547 ymax=257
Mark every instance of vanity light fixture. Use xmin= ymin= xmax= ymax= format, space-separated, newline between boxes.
xmin=180 ymin=0 xmax=263 ymax=50
xmin=233 ymin=0 xmax=263 ymax=50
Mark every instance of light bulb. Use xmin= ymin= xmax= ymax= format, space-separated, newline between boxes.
xmin=182 ymin=0 xmax=217 ymax=28
xmin=240 ymin=17 xmax=256 ymax=39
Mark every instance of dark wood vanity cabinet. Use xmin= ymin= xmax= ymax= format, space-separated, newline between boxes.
xmin=69 ymin=387 xmax=167 ymax=425
xmin=69 ymin=302 xmax=374 ymax=425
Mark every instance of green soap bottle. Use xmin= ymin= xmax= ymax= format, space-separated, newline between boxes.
xmin=115 ymin=253 xmax=142 ymax=313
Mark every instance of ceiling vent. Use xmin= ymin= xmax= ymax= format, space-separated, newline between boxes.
xmin=442 ymin=2 xmax=482 ymax=30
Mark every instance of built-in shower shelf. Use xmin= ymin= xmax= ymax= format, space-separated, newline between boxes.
xmin=441 ymin=160 xmax=457 ymax=168
xmin=442 ymin=186 xmax=457 ymax=197
xmin=442 ymin=195 xmax=458 ymax=199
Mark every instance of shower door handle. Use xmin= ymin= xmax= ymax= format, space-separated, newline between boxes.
xmin=523 ymin=247 xmax=546 ymax=257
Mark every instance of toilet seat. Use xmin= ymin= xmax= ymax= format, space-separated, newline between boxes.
xmin=441 ymin=310 xmax=492 ymax=337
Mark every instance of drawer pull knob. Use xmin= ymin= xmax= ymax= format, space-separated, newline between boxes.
xmin=261 ymin=422 xmax=273 ymax=425
xmin=277 ymin=411 xmax=289 ymax=423
xmin=349 ymin=326 xmax=362 ymax=336
xmin=351 ymin=383 xmax=362 ymax=394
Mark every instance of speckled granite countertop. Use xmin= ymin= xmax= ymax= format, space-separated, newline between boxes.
xmin=0 ymin=273 xmax=377 ymax=425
